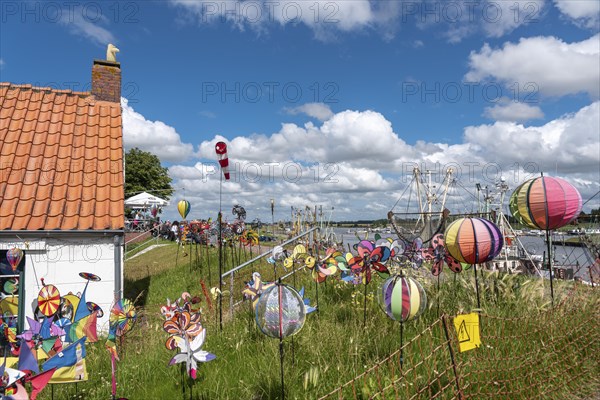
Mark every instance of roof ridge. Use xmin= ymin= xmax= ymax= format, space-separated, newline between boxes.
xmin=0 ymin=82 xmax=91 ymax=98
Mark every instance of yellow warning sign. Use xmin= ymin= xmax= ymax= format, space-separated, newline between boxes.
xmin=453 ymin=313 xmax=481 ymax=352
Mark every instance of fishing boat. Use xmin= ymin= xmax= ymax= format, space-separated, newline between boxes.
xmin=386 ymin=167 xmax=598 ymax=283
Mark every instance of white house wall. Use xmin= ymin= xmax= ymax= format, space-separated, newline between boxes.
xmin=1 ymin=235 xmax=122 ymax=333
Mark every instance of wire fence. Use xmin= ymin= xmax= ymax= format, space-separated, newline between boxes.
xmin=318 ymin=287 xmax=599 ymax=400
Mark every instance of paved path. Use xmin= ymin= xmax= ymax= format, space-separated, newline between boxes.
xmin=127 ymin=244 xmax=168 ymax=260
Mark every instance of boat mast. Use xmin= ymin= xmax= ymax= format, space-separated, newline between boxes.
xmin=414 ymin=167 xmax=424 ymax=220
xmin=439 ymin=168 xmax=453 ymax=218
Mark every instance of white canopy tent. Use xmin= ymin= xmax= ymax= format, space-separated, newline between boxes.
xmin=124 ymin=192 xmax=169 ymax=209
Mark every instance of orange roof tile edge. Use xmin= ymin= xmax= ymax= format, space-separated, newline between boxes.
xmin=1 ymin=83 xmax=124 ymax=231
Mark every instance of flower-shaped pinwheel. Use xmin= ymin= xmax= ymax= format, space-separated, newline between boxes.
xmin=373 ymin=235 xmax=425 ymax=271
xmin=282 ymin=244 xmax=307 ymax=269
xmin=231 ymin=221 xmax=245 ymax=235
xmin=241 ymin=272 xmax=274 ymax=310
xmin=312 ymin=248 xmax=347 ymax=283
xmin=240 ymin=229 xmax=259 ymax=246
xmin=163 ymin=311 xmax=204 ymax=344
xmin=169 ymin=326 xmax=217 ymax=379
xmin=421 ymin=234 xmax=462 ymax=275
xmin=347 ymin=240 xmax=392 ymax=284
xmin=162 ymin=291 xmax=215 ymax=379
xmin=267 ymin=246 xmax=290 ymax=280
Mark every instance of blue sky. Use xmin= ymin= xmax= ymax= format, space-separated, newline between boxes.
xmin=1 ymin=0 xmax=599 ymax=222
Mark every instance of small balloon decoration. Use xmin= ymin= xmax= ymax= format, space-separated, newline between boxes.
xmin=6 ymin=248 xmax=23 ymax=273
xmin=178 ymin=200 xmax=191 ymax=220
xmin=378 ymin=274 xmax=427 ymax=369
xmin=255 ymin=283 xmax=306 ymax=339
xmin=444 ymin=218 xmax=503 ymax=264
xmin=509 ymin=176 xmax=582 ymax=230
xmin=379 ymin=275 xmax=427 ymax=323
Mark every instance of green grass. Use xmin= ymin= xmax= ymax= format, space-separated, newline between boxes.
xmin=34 ymin=241 xmax=600 ymax=400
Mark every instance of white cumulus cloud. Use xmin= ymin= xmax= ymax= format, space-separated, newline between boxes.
xmin=121 ymin=98 xmax=194 ymax=162
xmin=466 ymin=34 xmax=600 ymax=97
xmin=465 ymin=101 xmax=600 ymax=173
xmin=165 ymin=101 xmax=599 ymax=221
xmin=554 ymin=0 xmax=600 ymax=29
xmin=170 ymin=0 xmax=402 ymax=41
xmin=59 ymin=6 xmax=115 ymax=45
xmin=483 ymin=98 xmax=544 ymax=122
xmin=414 ymin=0 xmax=546 ymax=43
xmin=285 ymin=103 xmax=334 ymax=121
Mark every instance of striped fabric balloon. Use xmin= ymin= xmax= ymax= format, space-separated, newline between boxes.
xmin=444 ymin=218 xmax=503 ymax=264
xmin=509 ymin=176 xmax=582 ymax=230
xmin=177 ymin=200 xmax=190 ymax=219
xmin=215 ymin=141 xmax=230 ymax=180
xmin=379 ymin=276 xmax=427 ymax=323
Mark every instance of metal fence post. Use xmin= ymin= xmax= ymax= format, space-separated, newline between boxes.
xmin=441 ymin=315 xmax=463 ymax=400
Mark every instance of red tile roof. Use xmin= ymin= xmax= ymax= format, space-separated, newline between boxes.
xmin=0 ymin=83 xmax=124 ymax=230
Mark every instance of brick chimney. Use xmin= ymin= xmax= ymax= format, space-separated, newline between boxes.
xmin=91 ymin=60 xmax=121 ymax=103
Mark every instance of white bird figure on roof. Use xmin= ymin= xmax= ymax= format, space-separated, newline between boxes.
xmin=107 ymin=44 xmax=120 ymax=62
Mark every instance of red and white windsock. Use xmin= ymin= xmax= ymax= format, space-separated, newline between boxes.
xmin=215 ymin=141 xmax=230 ymax=180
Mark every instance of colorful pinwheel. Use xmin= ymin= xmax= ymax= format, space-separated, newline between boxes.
xmin=162 ymin=293 xmax=215 ymax=380
xmin=241 ymin=272 xmax=274 ymax=309
xmin=421 ymin=234 xmax=462 ymax=276
xmin=79 ymin=272 xmax=101 ymax=282
xmin=37 ymin=284 xmax=61 ymax=317
xmin=311 ymin=248 xmax=345 ymax=283
xmin=167 ymin=325 xmax=215 ymax=379
xmin=163 ymin=311 xmax=204 ymax=342
xmin=298 ymin=287 xmax=317 ymax=314
xmin=110 ymin=299 xmax=137 ymax=337
xmin=240 ymin=229 xmax=259 ymax=246
xmin=348 ymin=240 xmax=392 ymax=284
xmin=232 ymin=204 xmax=246 ymax=220
xmin=283 ymin=244 xmax=307 ymax=269
xmin=106 ymin=298 xmax=137 ymax=399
